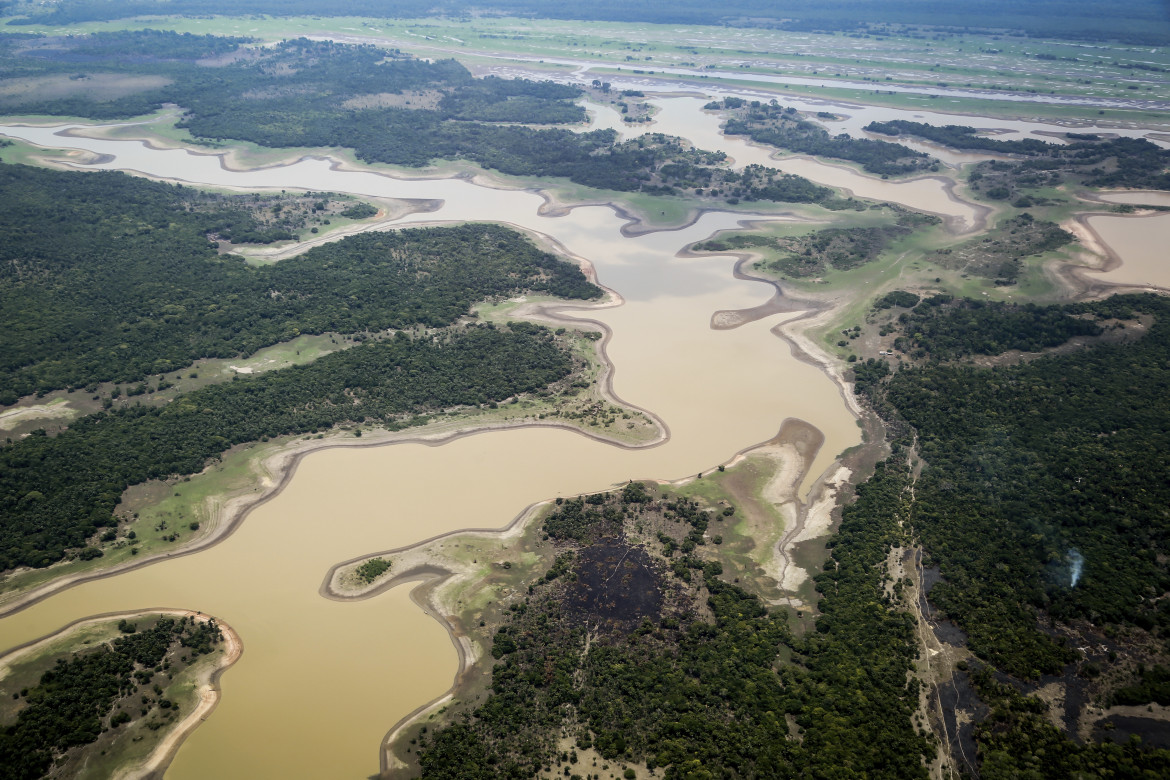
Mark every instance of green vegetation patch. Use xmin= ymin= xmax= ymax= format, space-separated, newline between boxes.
xmin=860 ymin=294 xmax=1170 ymax=679
xmin=966 ymin=138 xmax=1170 ymax=202
xmin=929 ymin=213 xmax=1075 ymax=284
xmin=416 ymin=475 xmax=931 ymax=777
xmin=838 ymin=293 xmax=1170 ymax=774
xmin=1108 ymin=665 xmax=1170 ymax=708
xmin=0 ymin=162 xmax=597 ymax=400
xmin=866 ymin=119 xmax=1056 ymax=156
xmin=355 ymin=557 xmax=391 ymax=584
xmin=710 ymin=98 xmax=936 ymax=177
xmin=0 ymin=322 xmax=577 ymax=572
xmin=873 ymin=290 xmax=922 ymax=310
xmin=0 ymin=32 xmax=843 ymax=209
xmin=970 ymin=663 xmax=1170 ymax=775
xmin=0 ymin=615 xmax=226 ymax=780
xmin=889 ymin=294 xmax=1103 ymax=360
xmin=695 ymin=207 xmax=938 ymax=278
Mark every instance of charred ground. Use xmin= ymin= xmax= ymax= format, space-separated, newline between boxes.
xmin=412 ymin=477 xmax=933 ymax=779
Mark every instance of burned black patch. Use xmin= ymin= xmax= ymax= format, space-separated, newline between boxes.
xmin=564 ymin=540 xmax=662 ymax=630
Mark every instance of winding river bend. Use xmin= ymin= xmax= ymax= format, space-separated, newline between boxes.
xmin=0 ymin=101 xmax=867 ymax=778
xmin=0 ymin=93 xmax=1161 ymax=777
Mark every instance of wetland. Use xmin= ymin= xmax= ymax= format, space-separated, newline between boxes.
xmin=2 ymin=11 xmax=1170 ymax=779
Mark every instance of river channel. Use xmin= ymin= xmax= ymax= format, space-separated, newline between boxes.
xmin=0 ymin=89 xmax=1162 ymax=777
xmin=0 ymin=99 xmax=868 ymax=778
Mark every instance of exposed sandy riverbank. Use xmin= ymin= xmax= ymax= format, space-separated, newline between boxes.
xmin=42 ymin=119 xmax=751 ymax=238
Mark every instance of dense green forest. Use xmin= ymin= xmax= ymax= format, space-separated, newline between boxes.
xmin=0 ymin=162 xmax=597 ymax=399
xmin=0 ymin=162 xmax=605 ymax=572
xmin=0 ymin=615 xmax=224 ymax=780
xmin=890 ymin=294 xmax=1103 ymax=359
xmin=417 ymin=475 xmax=932 ymax=777
xmin=709 ymin=98 xmax=935 ymax=177
xmin=0 ymin=322 xmax=576 ymax=571
xmin=852 ymin=293 xmax=1170 ymax=771
xmin=5 ymin=0 xmax=1168 ymax=45
xmin=885 ymin=294 xmax=1170 ymax=676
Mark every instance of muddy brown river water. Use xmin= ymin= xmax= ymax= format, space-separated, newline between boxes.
xmin=0 ymin=92 xmax=1162 ymax=777
xmin=1084 ymin=212 xmax=1170 ymax=289
xmin=0 ymin=102 xmax=863 ymax=778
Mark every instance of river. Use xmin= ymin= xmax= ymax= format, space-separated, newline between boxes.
xmin=0 ymin=100 xmax=865 ymax=778
xmin=0 ymin=88 xmax=1163 ymax=777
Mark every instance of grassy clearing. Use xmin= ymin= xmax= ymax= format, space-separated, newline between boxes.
xmin=0 ymin=73 xmax=171 ymax=105
xmin=0 ymin=398 xmax=78 ymax=432
xmin=0 ymin=136 xmax=94 ymax=166
xmin=719 ymin=204 xmax=1081 ymax=359
xmin=674 ymin=460 xmax=791 ymax=601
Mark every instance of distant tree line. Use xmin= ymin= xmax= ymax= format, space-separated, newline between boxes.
xmin=865 ymin=120 xmax=1057 ymax=155
xmin=868 ymin=120 xmax=1170 ymax=193
xmin=7 ymin=0 xmax=1169 ymax=46
xmin=0 ymin=33 xmax=849 ymax=207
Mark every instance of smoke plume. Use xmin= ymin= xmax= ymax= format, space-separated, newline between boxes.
xmin=1069 ymin=549 xmax=1084 ymax=588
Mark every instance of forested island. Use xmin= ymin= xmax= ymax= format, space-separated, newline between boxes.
xmin=693 ymin=206 xmax=939 ymax=278
xmin=865 ymin=120 xmax=1170 ymax=194
xmin=709 ymin=98 xmax=936 ymax=177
